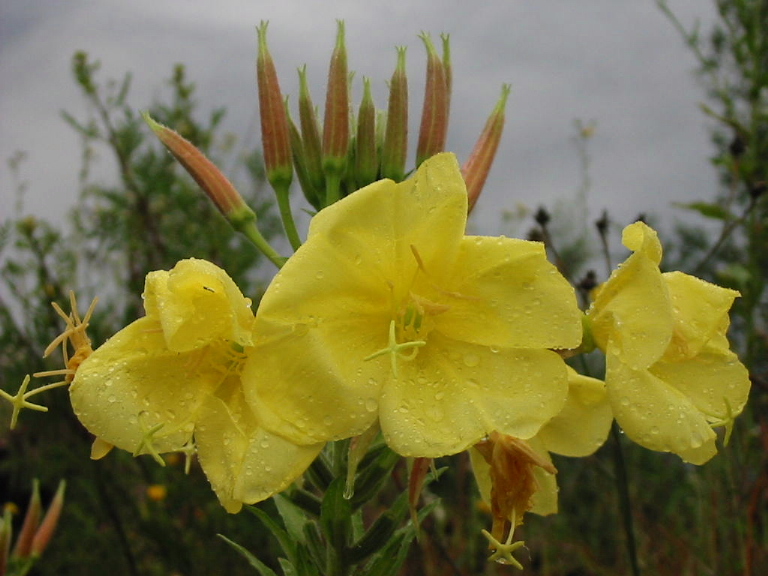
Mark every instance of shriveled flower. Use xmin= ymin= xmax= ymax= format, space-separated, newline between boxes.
xmin=587 ymin=221 xmax=751 ymax=464
xmin=245 ymin=153 xmax=582 ymax=457
xmin=469 ymin=366 xmax=612 ymax=564
xmin=69 ymin=258 xmax=322 ymax=512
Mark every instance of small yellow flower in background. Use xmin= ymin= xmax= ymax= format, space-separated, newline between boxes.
xmin=245 ymin=153 xmax=583 ymax=457
xmin=470 ymin=366 xmax=612 ymax=564
xmin=69 ymin=258 xmax=323 ymax=512
xmin=587 ymin=221 xmax=751 ymax=464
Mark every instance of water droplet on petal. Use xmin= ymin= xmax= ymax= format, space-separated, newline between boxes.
xmin=463 ymin=354 xmax=480 ymax=367
xmin=365 ymin=398 xmax=378 ymax=412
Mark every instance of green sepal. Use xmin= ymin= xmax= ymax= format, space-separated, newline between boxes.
xmin=217 ymin=534 xmax=279 ymax=576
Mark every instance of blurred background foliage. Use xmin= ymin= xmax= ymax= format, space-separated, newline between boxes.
xmin=1 ymin=1 xmax=766 ymax=574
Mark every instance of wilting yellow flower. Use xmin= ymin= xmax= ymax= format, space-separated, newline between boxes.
xmin=245 ymin=153 xmax=582 ymax=457
xmin=587 ymin=222 xmax=750 ymax=464
xmin=470 ymin=366 xmax=612 ymax=562
xmin=69 ymin=259 xmax=323 ymax=512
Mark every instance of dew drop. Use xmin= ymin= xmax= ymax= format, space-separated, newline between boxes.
xmin=463 ymin=354 xmax=480 ymax=368
xmin=365 ymin=398 xmax=378 ymax=412
xmin=107 ymin=395 xmax=116 ymax=403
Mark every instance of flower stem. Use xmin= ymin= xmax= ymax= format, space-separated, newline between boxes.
xmin=239 ymin=221 xmax=287 ymax=268
xmin=273 ymin=181 xmax=302 ymax=251
xmin=611 ymin=423 xmax=641 ymax=576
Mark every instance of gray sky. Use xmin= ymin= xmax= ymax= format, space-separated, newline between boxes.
xmin=1 ymin=0 xmax=719 ymax=241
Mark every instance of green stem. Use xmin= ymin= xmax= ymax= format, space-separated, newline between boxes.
xmin=325 ymin=171 xmax=342 ymax=206
xmin=274 ymin=182 xmax=303 ymax=251
xmin=611 ymin=423 xmax=641 ymax=576
xmin=239 ymin=221 xmax=286 ymax=269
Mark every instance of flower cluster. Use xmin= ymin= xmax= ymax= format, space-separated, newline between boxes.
xmin=4 ymin=24 xmax=752 ymax=570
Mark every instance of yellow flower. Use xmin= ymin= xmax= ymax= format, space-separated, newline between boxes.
xmin=245 ymin=153 xmax=582 ymax=457
xmin=69 ymin=259 xmax=323 ymax=512
xmin=587 ymin=222 xmax=751 ymax=464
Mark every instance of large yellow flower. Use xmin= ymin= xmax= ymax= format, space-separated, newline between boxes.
xmin=587 ymin=222 xmax=751 ymax=464
xmin=245 ymin=154 xmax=583 ymax=457
xmin=69 ymin=259 xmax=323 ymax=512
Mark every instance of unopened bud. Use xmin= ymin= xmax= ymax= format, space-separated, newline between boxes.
xmin=30 ymin=480 xmax=66 ymax=557
xmin=144 ymin=113 xmax=257 ymax=230
xmin=354 ymin=78 xmax=378 ymax=187
xmin=286 ymin=104 xmax=321 ymax=209
xmin=463 ymin=84 xmax=510 ymax=213
xmin=298 ymin=65 xmax=326 ymax=195
xmin=12 ymin=480 xmax=41 ymax=559
xmin=322 ymin=20 xmax=350 ymax=204
xmin=381 ymin=47 xmax=408 ymax=182
xmin=415 ymin=33 xmax=449 ymax=168
xmin=257 ymin=22 xmax=293 ymax=191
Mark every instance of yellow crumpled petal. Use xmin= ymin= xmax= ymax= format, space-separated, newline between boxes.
xmin=195 ymin=380 xmax=323 ymax=513
xmin=246 ymin=153 xmax=581 ymax=455
xmin=144 ymin=258 xmax=255 ymax=352
xmin=589 ymin=221 xmax=673 ymax=370
xmin=662 ymin=271 xmax=740 ymax=360
xmin=537 ymin=366 xmax=613 ymax=457
xmin=607 ymin=350 xmax=718 ymax=464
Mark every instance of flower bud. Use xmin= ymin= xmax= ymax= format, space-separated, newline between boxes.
xmin=354 ymin=78 xmax=378 ymax=187
xmin=415 ymin=33 xmax=449 ymax=168
xmin=441 ymin=34 xmax=452 ymax=125
xmin=286 ymin=103 xmax=322 ymax=209
xmin=257 ymin=21 xmax=293 ymax=191
xmin=462 ymin=84 xmax=511 ymax=213
xmin=322 ymin=20 xmax=350 ymax=203
xmin=12 ymin=480 xmax=41 ymax=559
xmin=380 ymin=47 xmax=408 ymax=182
xmin=143 ymin=113 xmax=257 ymax=230
xmin=30 ymin=480 xmax=66 ymax=557
xmin=298 ymin=65 xmax=326 ymax=195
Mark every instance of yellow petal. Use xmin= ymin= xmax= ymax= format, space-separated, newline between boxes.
xmin=662 ymin=271 xmax=740 ymax=360
xmin=435 ymin=236 xmax=582 ymax=349
xmin=589 ymin=223 xmax=672 ymax=369
xmin=606 ymin=351 xmax=717 ymax=464
xmin=70 ymin=317 xmax=223 ymax=454
xmin=651 ymin=347 xmax=750 ymax=424
xmin=195 ymin=386 xmax=323 ymax=513
xmin=143 ymin=259 xmax=255 ymax=352
xmin=378 ymin=334 xmax=569 ymax=457
xmin=537 ymin=366 xmax=612 ymax=457
xmin=527 ymin=437 xmax=558 ymax=516
xmin=243 ymin=321 xmax=382 ymax=445
xmin=305 ymin=152 xmax=468 ymax=296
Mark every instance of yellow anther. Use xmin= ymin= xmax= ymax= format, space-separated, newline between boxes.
xmin=364 ymin=320 xmax=426 ymax=379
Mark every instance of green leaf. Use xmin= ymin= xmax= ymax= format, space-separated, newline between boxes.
xmin=217 ymin=534 xmax=279 ymax=576
xmin=247 ymin=506 xmax=299 ymax=567
xmin=273 ymin=494 xmax=309 ymax=545
xmin=673 ymin=201 xmax=732 ymax=220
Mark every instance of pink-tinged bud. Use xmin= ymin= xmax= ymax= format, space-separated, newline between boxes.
xmin=408 ymin=457 xmax=431 ymax=532
xmin=286 ymin=103 xmax=321 ymax=209
xmin=354 ymin=78 xmax=378 ymax=187
xmin=415 ymin=33 xmax=449 ymax=168
xmin=297 ymin=65 xmax=325 ymax=194
xmin=322 ymin=21 xmax=350 ymax=204
xmin=441 ymin=34 xmax=452 ymax=126
xmin=381 ymin=47 xmax=408 ymax=182
xmin=12 ymin=480 xmax=41 ymax=559
xmin=257 ymin=21 xmax=293 ymax=191
xmin=143 ymin=113 xmax=257 ymax=230
xmin=30 ymin=480 xmax=66 ymax=557
xmin=462 ymin=84 xmax=511 ymax=213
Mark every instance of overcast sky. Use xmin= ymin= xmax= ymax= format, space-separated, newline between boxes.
xmin=1 ymin=0 xmax=720 ymax=242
